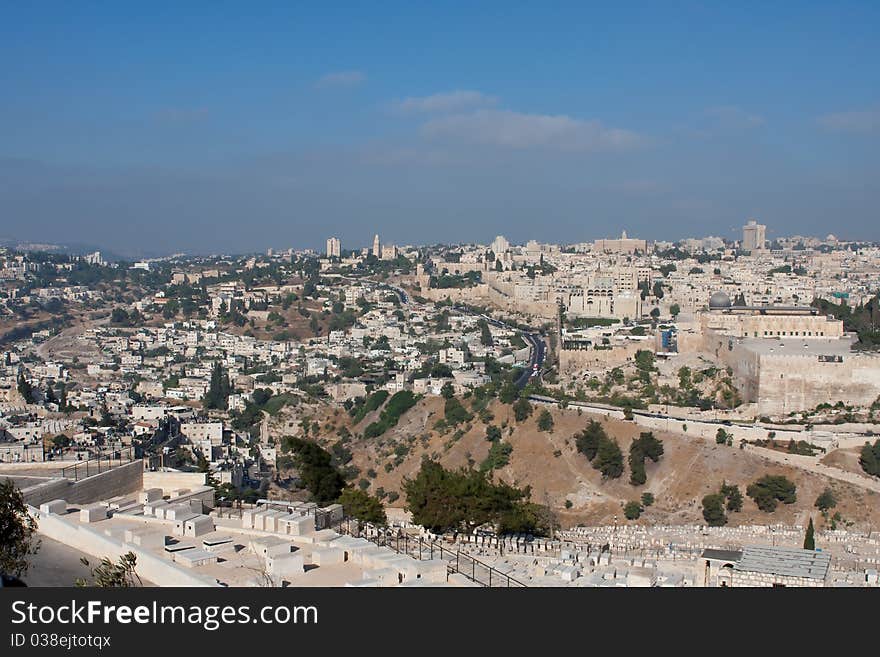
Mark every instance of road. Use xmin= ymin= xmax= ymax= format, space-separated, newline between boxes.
xmin=515 ymin=332 xmax=545 ymax=388
xmin=452 ymin=305 xmax=546 ymax=389
xmin=526 ymin=396 xmax=880 ymax=495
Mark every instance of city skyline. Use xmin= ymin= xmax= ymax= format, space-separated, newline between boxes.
xmin=2 ymin=2 xmax=879 ymax=253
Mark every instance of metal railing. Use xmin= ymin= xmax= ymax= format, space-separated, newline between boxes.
xmin=337 ymin=519 xmax=527 ymax=587
xmin=59 ymin=446 xmax=135 ymax=481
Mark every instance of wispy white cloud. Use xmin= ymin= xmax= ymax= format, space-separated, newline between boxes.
xmin=315 ymin=70 xmax=367 ymax=88
xmin=817 ymin=108 xmax=880 ymax=134
xmin=420 ymin=109 xmax=644 ymax=152
xmin=705 ymin=105 xmax=765 ymax=129
xmin=392 ymin=90 xmax=498 ymax=114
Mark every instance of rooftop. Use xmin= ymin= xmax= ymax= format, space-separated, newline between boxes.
xmin=738 ymin=337 xmax=855 ymax=357
xmin=734 ymin=545 xmax=831 ymax=580
xmin=700 ymin=548 xmax=743 ymax=563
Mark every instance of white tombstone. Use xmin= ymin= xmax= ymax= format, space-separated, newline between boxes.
xmin=173 ymin=549 xmax=217 ymax=568
xmin=138 ymin=488 xmax=163 ymax=504
xmin=267 ymin=552 xmax=305 ymax=578
xmin=79 ymin=504 xmax=107 ymax=523
xmin=311 ymin=546 xmax=345 ymax=566
xmin=40 ymin=500 xmax=67 ymax=515
xmin=184 ymin=515 xmax=215 ymax=538
xmin=124 ymin=528 xmax=165 ymax=549
xmin=249 ymin=536 xmax=292 ymax=559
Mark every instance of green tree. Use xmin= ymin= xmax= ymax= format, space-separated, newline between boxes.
xmin=281 ymin=437 xmax=346 ymax=504
xmin=440 ymin=381 xmax=455 ymax=399
xmin=641 ymin=492 xmax=655 ymax=507
xmin=537 ymin=409 xmax=554 ymax=432
xmin=746 ymin=475 xmax=797 ymax=512
xmin=803 ymin=517 xmax=815 ymax=550
xmin=721 ymin=482 xmax=743 ymax=512
xmin=75 ymin=552 xmax=141 ymax=587
xmin=594 ymin=436 xmax=624 ymax=479
xmin=670 ymin=303 xmax=680 ymax=318
xmin=17 ymin=372 xmax=35 ymax=404
xmin=162 ymin=298 xmax=180 ymax=319
xmin=702 ymin=493 xmax=727 ymax=526
xmin=402 ymin=459 xmax=544 ymax=535
xmin=203 ymin=361 xmax=231 ymax=410
xmin=716 ymin=428 xmax=729 ymax=445
xmin=478 ymin=319 xmax=493 ymax=346
xmin=859 ymin=440 xmax=880 ymax=477
xmin=338 ymin=488 xmax=387 ymax=526
xmin=574 ymin=420 xmax=605 ymax=461
xmin=480 ymin=441 xmax=513 ymax=472
xmin=628 ymin=432 xmax=664 ymax=486
xmin=814 ymin=488 xmax=837 ymax=512
xmin=623 ymin=501 xmax=642 ymax=520
xmin=443 ymin=397 xmax=471 ymax=426
xmin=485 ymin=425 xmax=502 ymax=442
xmin=513 ymin=397 xmax=533 ymax=423
xmin=0 ymin=480 xmax=40 ymax=578
xmin=499 ymin=381 xmax=519 ymax=405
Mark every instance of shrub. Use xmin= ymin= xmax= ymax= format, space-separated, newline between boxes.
xmin=746 ymin=475 xmax=797 ymax=512
xmin=628 ymin=432 xmax=664 ymax=486
xmin=814 ymin=488 xmax=837 ymax=511
xmin=513 ymin=397 xmax=533 ymax=423
xmin=702 ymin=493 xmax=727 ymax=526
xmin=574 ymin=420 xmax=606 ymax=461
xmin=444 ymin=397 xmax=472 ymax=426
xmin=338 ymin=487 xmax=387 ymax=526
xmin=623 ymin=501 xmax=642 ymax=520
xmin=594 ymin=436 xmax=624 ymax=479
xmin=537 ymin=409 xmax=554 ymax=432
xmin=480 ymin=441 xmax=513 ymax=472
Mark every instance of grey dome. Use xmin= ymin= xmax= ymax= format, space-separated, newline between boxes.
xmin=709 ymin=291 xmax=732 ymax=309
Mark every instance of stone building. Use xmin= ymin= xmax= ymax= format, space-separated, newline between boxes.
xmin=695 ymin=292 xmax=880 ymax=414
xmin=730 ymin=545 xmax=830 ymax=587
xmin=592 ymin=230 xmax=648 ymax=254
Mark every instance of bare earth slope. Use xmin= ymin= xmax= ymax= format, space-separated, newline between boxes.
xmin=304 ymin=398 xmax=880 ymax=531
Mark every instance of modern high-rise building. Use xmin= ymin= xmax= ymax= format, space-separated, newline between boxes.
xmin=742 ymin=220 xmax=767 ymax=252
xmin=326 ymin=237 xmax=341 ymax=258
xmin=372 ymin=234 xmax=381 ymax=258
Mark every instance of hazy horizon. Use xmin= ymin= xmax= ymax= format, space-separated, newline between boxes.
xmin=2 ymin=3 xmax=879 ymax=254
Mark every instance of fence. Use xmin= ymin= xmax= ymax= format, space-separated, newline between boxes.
xmin=59 ymin=446 xmax=135 ymax=481
xmin=337 ymin=518 xmax=527 ymax=588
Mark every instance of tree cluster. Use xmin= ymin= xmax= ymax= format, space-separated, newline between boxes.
xmin=746 ymin=475 xmax=797 ymax=512
xmin=202 ymin=362 xmax=231 ymax=410
xmin=701 ymin=482 xmax=743 ymax=526
xmin=0 ymin=480 xmax=40 ymax=578
xmin=574 ymin=420 xmax=624 ymax=479
xmin=628 ymin=432 xmax=664 ymax=486
xmin=403 ymin=459 xmax=552 ymax=536
xmin=859 ymin=439 xmax=880 ymax=477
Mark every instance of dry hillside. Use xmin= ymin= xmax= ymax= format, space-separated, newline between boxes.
xmin=286 ymin=396 xmax=880 ymax=531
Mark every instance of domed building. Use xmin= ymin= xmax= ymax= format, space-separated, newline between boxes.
xmin=708 ymin=291 xmax=732 ymax=310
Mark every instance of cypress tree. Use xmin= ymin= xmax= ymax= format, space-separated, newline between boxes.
xmin=803 ymin=517 xmax=815 ymax=550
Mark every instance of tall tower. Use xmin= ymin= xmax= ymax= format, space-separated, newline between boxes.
xmin=326 ymin=237 xmax=341 ymax=258
xmin=742 ymin=220 xmax=767 ymax=251
xmin=372 ymin=234 xmax=381 ymax=258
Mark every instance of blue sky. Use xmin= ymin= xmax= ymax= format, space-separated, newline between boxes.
xmin=1 ymin=1 xmax=878 ymax=255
